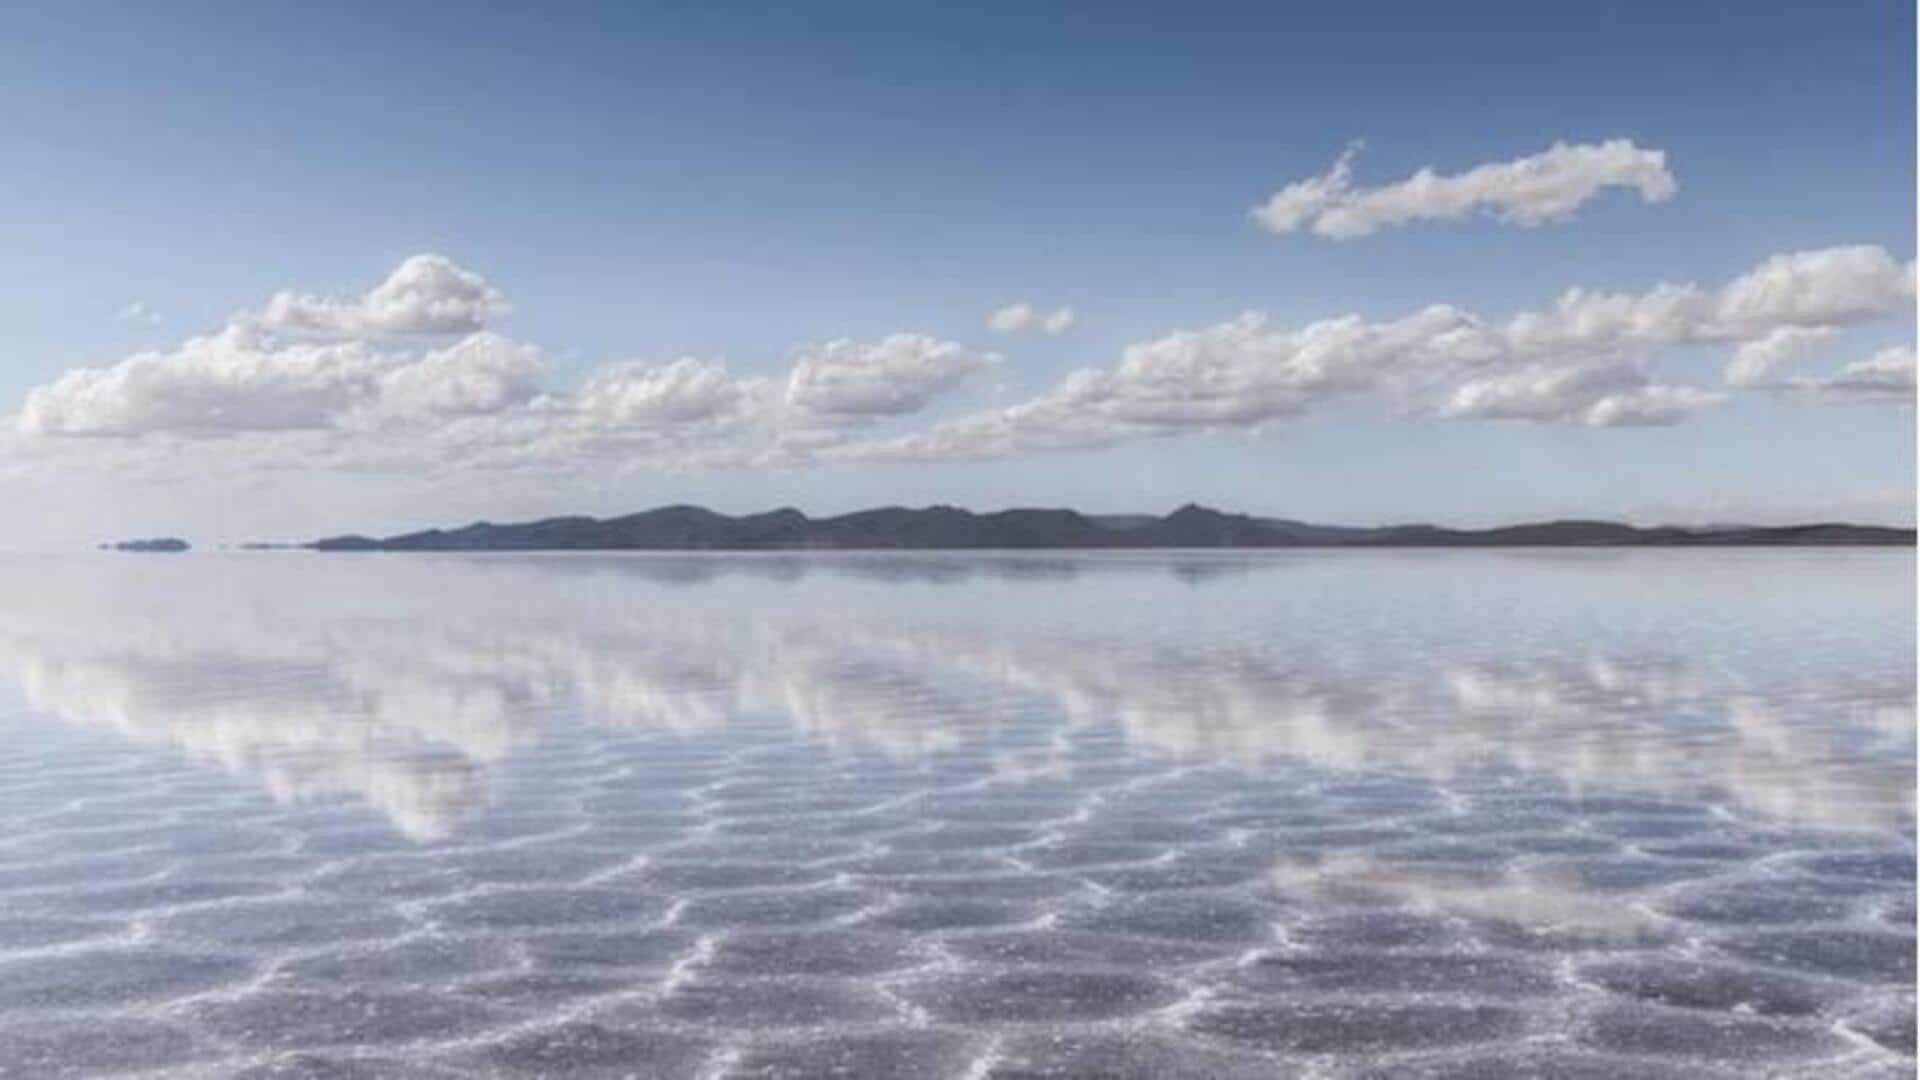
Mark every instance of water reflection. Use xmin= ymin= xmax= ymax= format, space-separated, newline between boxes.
xmin=0 ymin=551 xmax=1908 ymax=840
xmin=1270 ymin=852 xmax=1667 ymax=942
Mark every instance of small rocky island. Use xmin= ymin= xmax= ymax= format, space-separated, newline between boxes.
xmin=100 ymin=537 xmax=191 ymax=553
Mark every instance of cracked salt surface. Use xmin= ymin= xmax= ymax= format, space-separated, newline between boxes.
xmin=0 ymin=550 xmax=1909 ymax=1077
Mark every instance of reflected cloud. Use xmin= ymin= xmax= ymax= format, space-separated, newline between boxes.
xmin=0 ymin=553 xmax=1908 ymax=839
xmin=1271 ymin=853 xmax=1665 ymax=941
xmin=11 ymin=650 xmax=503 ymax=841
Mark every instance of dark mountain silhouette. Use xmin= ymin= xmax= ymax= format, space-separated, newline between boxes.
xmin=306 ymin=506 xmax=1915 ymax=551
xmin=100 ymin=537 xmax=190 ymax=552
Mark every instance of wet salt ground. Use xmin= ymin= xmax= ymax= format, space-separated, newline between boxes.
xmin=0 ymin=551 xmax=1910 ymax=1077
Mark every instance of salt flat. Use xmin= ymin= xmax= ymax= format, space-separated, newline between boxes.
xmin=0 ymin=551 xmax=1909 ymax=1077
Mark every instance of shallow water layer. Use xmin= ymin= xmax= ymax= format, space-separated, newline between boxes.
xmin=0 ymin=550 xmax=1910 ymax=1078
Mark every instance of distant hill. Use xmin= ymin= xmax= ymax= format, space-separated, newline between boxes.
xmin=305 ymin=505 xmax=1915 ymax=551
xmin=101 ymin=537 xmax=190 ymax=552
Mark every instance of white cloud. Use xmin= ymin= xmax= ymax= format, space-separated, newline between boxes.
xmin=1713 ymin=245 xmax=1917 ymax=332
xmin=366 ymin=332 xmax=548 ymax=423
xmin=20 ymin=323 xmax=388 ymax=436
xmin=988 ymin=302 xmax=1075 ymax=335
xmin=20 ymin=326 xmax=549 ymax=438
xmin=1437 ymin=362 xmax=1725 ymax=427
xmin=784 ymin=334 xmax=992 ymax=419
xmin=574 ymin=356 xmax=765 ymax=430
xmin=829 ymin=386 xmax=1135 ymax=464
xmin=1582 ymin=384 xmax=1729 ymax=427
xmin=330 ymin=335 xmax=996 ymax=474
xmin=1726 ymin=326 xmax=1836 ymax=387
xmin=380 ymin=355 xmax=784 ymax=477
xmin=987 ymin=304 xmax=1032 ymax=333
xmin=1501 ymin=246 xmax=1914 ymax=357
xmin=1253 ymin=139 xmax=1677 ymax=240
xmin=256 ymin=254 xmax=507 ymax=338
xmin=1779 ymin=345 xmax=1916 ymax=404
xmin=115 ymin=301 xmax=160 ymax=325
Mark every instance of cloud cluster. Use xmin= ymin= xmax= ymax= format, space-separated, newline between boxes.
xmin=1437 ymin=363 xmax=1725 ymax=427
xmin=14 ymin=242 xmax=1912 ymax=480
xmin=21 ymin=324 xmax=389 ymax=436
xmin=1254 ymin=139 xmax=1677 ymax=239
xmin=371 ymin=332 xmax=548 ymax=422
xmin=19 ymin=323 xmax=549 ymax=437
xmin=1723 ymin=326 xmax=1914 ymax=405
xmin=574 ymin=357 xmax=762 ymax=431
xmin=785 ymin=334 xmax=994 ymax=418
xmin=988 ymin=303 xmax=1075 ymax=335
xmin=18 ymin=255 xmax=1006 ymax=480
xmin=838 ymin=244 xmax=1913 ymax=463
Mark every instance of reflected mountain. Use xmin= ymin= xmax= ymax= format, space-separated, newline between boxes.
xmin=0 ymin=551 xmax=1908 ymax=840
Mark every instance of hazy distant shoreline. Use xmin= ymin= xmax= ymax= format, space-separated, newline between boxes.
xmin=265 ymin=504 xmax=1916 ymax=551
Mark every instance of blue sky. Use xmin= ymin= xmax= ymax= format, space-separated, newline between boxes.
xmin=0 ymin=2 xmax=1912 ymax=544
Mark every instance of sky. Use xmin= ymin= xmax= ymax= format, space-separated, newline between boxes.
xmin=0 ymin=1 xmax=1913 ymax=546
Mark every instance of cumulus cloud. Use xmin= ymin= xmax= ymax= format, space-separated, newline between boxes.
xmin=21 ymin=324 xmax=389 ymax=436
xmin=1726 ymin=326 xmax=1836 ymax=387
xmin=827 ymin=384 xmax=1137 ymax=464
xmin=1777 ymin=345 xmax=1916 ymax=404
xmin=839 ymin=244 xmax=1912 ymax=463
xmin=1712 ymin=246 xmax=1917 ymax=331
xmin=784 ymin=334 xmax=992 ymax=419
xmin=988 ymin=303 xmax=1075 ymax=335
xmin=574 ymin=357 xmax=765 ymax=430
xmin=1253 ymin=139 xmax=1677 ymax=239
xmin=19 ymin=324 xmax=552 ymax=438
xmin=255 ymin=254 xmax=507 ymax=338
xmin=1495 ymin=246 xmax=1915 ymax=362
xmin=1437 ymin=362 xmax=1725 ymax=427
xmin=367 ymin=332 xmax=547 ymax=423
xmin=115 ymin=301 xmax=160 ymax=325
xmin=376 ymin=355 xmax=788 ymax=477
xmin=1582 ymin=384 xmax=1729 ymax=427
xmin=1719 ymin=304 xmax=1913 ymax=404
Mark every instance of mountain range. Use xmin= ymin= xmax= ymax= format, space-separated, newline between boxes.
xmin=100 ymin=537 xmax=191 ymax=553
xmin=304 ymin=505 xmax=1916 ymax=551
